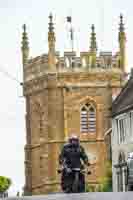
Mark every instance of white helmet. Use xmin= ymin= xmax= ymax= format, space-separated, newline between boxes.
xmin=69 ymin=134 xmax=79 ymax=145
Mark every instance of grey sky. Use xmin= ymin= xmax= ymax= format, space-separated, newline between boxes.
xmin=0 ymin=0 xmax=132 ymax=195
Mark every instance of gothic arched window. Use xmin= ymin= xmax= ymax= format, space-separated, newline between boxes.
xmin=80 ymin=106 xmax=88 ymax=133
xmin=88 ymin=106 xmax=96 ymax=133
xmin=80 ymin=103 xmax=96 ymax=134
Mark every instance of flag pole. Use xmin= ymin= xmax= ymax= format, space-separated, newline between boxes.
xmin=67 ymin=16 xmax=74 ymax=52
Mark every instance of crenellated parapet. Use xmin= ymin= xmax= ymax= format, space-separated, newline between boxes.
xmin=22 ymin=14 xmax=126 ymax=83
xmin=23 ymin=50 xmax=122 ymax=82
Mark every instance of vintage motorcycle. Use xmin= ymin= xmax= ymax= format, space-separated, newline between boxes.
xmin=58 ymin=164 xmax=91 ymax=193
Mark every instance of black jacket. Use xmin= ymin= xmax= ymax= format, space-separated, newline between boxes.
xmin=59 ymin=143 xmax=89 ymax=168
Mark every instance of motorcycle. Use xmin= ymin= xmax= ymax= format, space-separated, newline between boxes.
xmin=58 ymin=165 xmax=91 ymax=193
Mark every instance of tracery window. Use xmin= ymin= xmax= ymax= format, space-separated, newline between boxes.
xmin=80 ymin=103 xmax=96 ymax=133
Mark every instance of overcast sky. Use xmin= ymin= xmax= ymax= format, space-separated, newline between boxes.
xmin=0 ymin=0 xmax=133 ymax=196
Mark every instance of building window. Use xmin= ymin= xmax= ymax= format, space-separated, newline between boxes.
xmin=88 ymin=106 xmax=96 ymax=133
xmin=119 ymin=119 xmax=124 ymax=143
xmin=116 ymin=119 xmax=119 ymax=144
xmin=118 ymin=118 xmax=126 ymax=144
xmin=80 ymin=106 xmax=88 ymax=133
xmin=116 ymin=152 xmax=127 ymax=192
xmin=117 ymin=171 xmax=121 ymax=192
xmin=130 ymin=111 xmax=133 ymax=140
xmin=80 ymin=103 xmax=96 ymax=133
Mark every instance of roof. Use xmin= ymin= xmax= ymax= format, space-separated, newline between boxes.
xmin=112 ymin=75 xmax=133 ymax=117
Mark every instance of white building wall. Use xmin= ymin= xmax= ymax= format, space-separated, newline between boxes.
xmin=112 ymin=110 xmax=133 ymax=191
xmin=112 ymin=119 xmax=118 ymax=191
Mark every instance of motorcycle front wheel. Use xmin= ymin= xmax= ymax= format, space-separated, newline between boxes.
xmin=72 ymin=172 xmax=85 ymax=193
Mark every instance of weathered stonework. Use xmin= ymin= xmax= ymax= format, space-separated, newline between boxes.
xmin=23 ymin=69 xmax=125 ymax=194
xmin=22 ymin=14 xmax=127 ymax=194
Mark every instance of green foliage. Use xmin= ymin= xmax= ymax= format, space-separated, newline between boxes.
xmin=97 ymin=160 xmax=112 ymax=192
xmin=0 ymin=176 xmax=12 ymax=193
xmin=86 ymin=160 xmax=112 ymax=192
xmin=97 ymin=177 xmax=112 ymax=192
xmin=85 ymin=184 xmax=95 ymax=192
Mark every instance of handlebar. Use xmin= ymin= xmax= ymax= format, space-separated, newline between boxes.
xmin=57 ymin=169 xmax=62 ymax=174
xmin=57 ymin=167 xmax=91 ymax=175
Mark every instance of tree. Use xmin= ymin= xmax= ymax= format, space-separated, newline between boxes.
xmin=0 ymin=176 xmax=12 ymax=196
xmin=97 ymin=160 xmax=112 ymax=192
xmin=86 ymin=160 xmax=112 ymax=192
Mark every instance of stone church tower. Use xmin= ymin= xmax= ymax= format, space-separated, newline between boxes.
xmin=21 ymin=14 xmax=126 ymax=194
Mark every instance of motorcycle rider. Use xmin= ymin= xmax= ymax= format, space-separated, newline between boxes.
xmin=58 ymin=134 xmax=90 ymax=193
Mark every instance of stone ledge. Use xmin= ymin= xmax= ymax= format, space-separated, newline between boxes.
xmin=5 ymin=192 xmax=133 ymax=200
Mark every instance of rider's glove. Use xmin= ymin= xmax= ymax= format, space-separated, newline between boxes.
xmin=66 ymin=168 xmax=72 ymax=173
xmin=86 ymin=162 xmax=90 ymax=166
